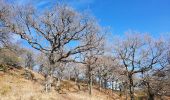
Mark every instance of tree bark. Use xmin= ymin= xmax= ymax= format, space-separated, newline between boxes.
xmin=45 ymin=54 xmax=55 ymax=92
xmin=147 ymin=82 xmax=154 ymax=100
xmin=112 ymin=81 xmax=114 ymax=91
xmin=75 ymin=77 xmax=77 ymax=84
xmin=104 ymin=79 xmax=107 ymax=89
xmin=45 ymin=74 xmax=53 ymax=92
xmin=128 ymin=74 xmax=135 ymax=100
xmin=123 ymin=82 xmax=128 ymax=100
xmin=88 ymin=72 xmax=93 ymax=95
xmin=115 ymin=80 xmax=118 ymax=90
xmin=99 ymin=76 xmax=102 ymax=91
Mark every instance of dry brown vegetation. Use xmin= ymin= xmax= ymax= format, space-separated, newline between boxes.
xmin=1 ymin=66 xmax=169 ymax=100
xmin=0 ymin=66 xmax=122 ymax=100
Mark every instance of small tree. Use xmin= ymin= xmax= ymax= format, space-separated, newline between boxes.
xmin=95 ymin=56 xmax=118 ymax=90
xmin=80 ymin=33 xmax=104 ymax=95
xmin=24 ymin=52 xmax=35 ymax=70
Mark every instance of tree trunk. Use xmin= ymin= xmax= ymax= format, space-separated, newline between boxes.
xmin=148 ymin=93 xmax=154 ymax=100
xmin=115 ymin=80 xmax=118 ymax=90
xmin=124 ymin=82 xmax=128 ymax=100
xmin=68 ymin=71 xmax=71 ymax=80
xmin=119 ymin=83 xmax=122 ymax=97
xmin=147 ymin=82 xmax=154 ymax=100
xmin=45 ymin=54 xmax=55 ymax=92
xmin=45 ymin=74 xmax=53 ymax=92
xmin=87 ymin=64 xmax=93 ymax=95
xmin=112 ymin=81 xmax=114 ymax=91
xmin=75 ymin=77 xmax=77 ymax=83
xmin=98 ymin=76 xmax=102 ymax=91
xmin=104 ymin=79 xmax=107 ymax=89
xmin=128 ymin=74 xmax=135 ymax=100
xmin=125 ymin=88 xmax=128 ymax=100
xmin=88 ymin=72 xmax=93 ymax=95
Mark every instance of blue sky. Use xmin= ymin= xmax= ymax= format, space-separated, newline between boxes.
xmin=45 ymin=0 xmax=170 ymax=37
xmin=89 ymin=0 xmax=170 ymax=37
xmin=10 ymin=0 xmax=170 ymax=48
xmin=10 ymin=0 xmax=170 ymax=37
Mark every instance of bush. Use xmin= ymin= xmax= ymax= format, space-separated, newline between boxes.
xmin=0 ymin=48 xmax=20 ymax=66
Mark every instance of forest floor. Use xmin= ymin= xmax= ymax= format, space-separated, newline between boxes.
xmin=0 ymin=65 xmax=170 ymax=100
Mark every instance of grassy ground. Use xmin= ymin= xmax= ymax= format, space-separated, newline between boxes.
xmin=0 ymin=66 xmax=120 ymax=100
xmin=0 ymin=65 xmax=170 ymax=100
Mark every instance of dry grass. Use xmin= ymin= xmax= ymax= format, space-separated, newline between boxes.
xmin=0 ymin=67 xmax=121 ymax=100
xmin=1 ymin=67 xmax=170 ymax=100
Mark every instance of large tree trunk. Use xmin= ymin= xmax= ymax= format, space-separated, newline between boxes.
xmin=87 ymin=65 xmax=93 ymax=95
xmin=128 ymin=74 xmax=135 ymax=100
xmin=146 ymin=82 xmax=154 ymax=100
xmin=45 ymin=74 xmax=53 ymax=92
xmin=45 ymin=54 xmax=55 ymax=92
xmin=148 ymin=92 xmax=154 ymax=100
xmin=123 ymin=82 xmax=128 ymax=100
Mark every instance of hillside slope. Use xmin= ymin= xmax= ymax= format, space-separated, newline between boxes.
xmin=0 ymin=66 xmax=120 ymax=100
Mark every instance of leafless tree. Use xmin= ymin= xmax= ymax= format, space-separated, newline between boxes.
xmin=140 ymin=47 xmax=169 ymax=100
xmin=69 ymin=28 xmax=104 ymax=95
xmin=113 ymin=33 xmax=168 ymax=100
xmin=64 ymin=62 xmax=85 ymax=90
xmin=71 ymin=63 xmax=83 ymax=84
xmin=24 ymin=51 xmax=35 ymax=70
xmin=95 ymin=56 xmax=115 ymax=89
xmin=141 ymin=68 xmax=168 ymax=99
xmin=0 ymin=0 xmax=11 ymax=47
xmin=3 ymin=3 xmax=105 ymax=92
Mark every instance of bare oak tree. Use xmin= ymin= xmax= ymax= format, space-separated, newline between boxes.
xmin=79 ymin=31 xmax=104 ymax=95
xmin=4 ymin=3 xmax=105 ymax=92
xmin=113 ymin=33 xmax=167 ymax=100
xmin=95 ymin=56 xmax=116 ymax=90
